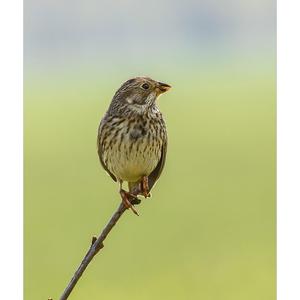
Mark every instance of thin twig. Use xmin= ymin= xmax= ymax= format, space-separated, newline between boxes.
xmin=56 ymin=198 xmax=140 ymax=300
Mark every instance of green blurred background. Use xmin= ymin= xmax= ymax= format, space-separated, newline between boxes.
xmin=24 ymin=1 xmax=276 ymax=299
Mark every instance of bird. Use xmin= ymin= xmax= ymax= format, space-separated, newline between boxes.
xmin=97 ymin=76 xmax=171 ymax=215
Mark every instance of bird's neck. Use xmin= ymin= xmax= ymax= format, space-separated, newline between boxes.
xmin=111 ymin=103 xmax=160 ymax=118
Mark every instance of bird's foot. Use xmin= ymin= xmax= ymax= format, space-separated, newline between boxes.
xmin=120 ymin=189 xmax=140 ymax=216
xmin=141 ymin=176 xmax=151 ymax=198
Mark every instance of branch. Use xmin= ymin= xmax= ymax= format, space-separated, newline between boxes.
xmin=55 ymin=197 xmax=141 ymax=300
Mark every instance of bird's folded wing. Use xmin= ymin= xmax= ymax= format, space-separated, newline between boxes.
xmin=97 ymin=123 xmax=117 ymax=182
xmin=148 ymin=139 xmax=167 ymax=191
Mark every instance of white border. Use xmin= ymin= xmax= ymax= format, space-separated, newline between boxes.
xmin=0 ymin=0 xmax=23 ymax=299
xmin=277 ymin=1 xmax=300 ymax=299
xmin=1 ymin=0 xmax=300 ymax=299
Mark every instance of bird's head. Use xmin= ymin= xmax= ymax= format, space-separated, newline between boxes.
xmin=109 ymin=76 xmax=171 ymax=116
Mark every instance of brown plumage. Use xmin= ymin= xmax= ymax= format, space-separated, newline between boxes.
xmin=97 ymin=76 xmax=171 ymax=215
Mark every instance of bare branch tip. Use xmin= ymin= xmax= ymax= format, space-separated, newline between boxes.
xmin=131 ymin=198 xmax=141 ymax=205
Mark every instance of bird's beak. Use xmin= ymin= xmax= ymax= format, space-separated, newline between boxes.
xmin=156 ymin=82 xmax=171 ymax=94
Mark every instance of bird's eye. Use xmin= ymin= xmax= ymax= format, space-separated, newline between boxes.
xmin=141 ymin=83 xmax=149 ymax=90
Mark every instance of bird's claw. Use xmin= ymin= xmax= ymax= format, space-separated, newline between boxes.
xmin=120 ymin=189 xmax=140 ymax=216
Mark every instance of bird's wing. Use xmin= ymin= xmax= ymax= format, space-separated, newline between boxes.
xmin=97 ymin=121 xmax=117 ymax=182
xmin=148 ymin=138 xmax=167 ymax=191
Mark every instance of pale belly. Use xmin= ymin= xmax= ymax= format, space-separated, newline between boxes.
xmin=107 ymin=136 xmax=161 ymax=182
